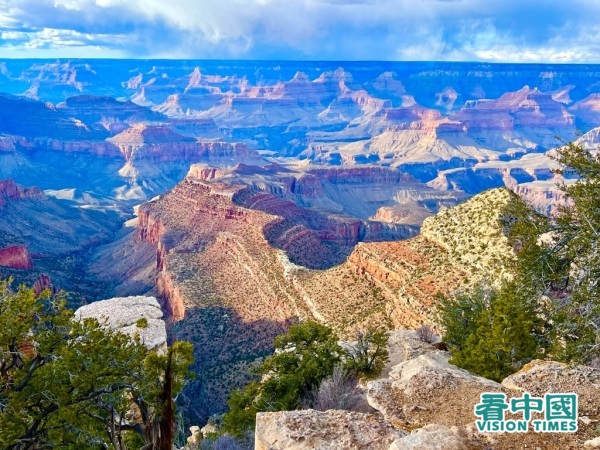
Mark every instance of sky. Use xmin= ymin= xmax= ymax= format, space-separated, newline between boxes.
xmin=0 ymin=0 xmax=599 ymax=62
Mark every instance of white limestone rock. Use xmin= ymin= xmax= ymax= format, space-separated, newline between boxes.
xmin=74 ymin=296 xmax=167 ymax=351
xmin=585 ymin=437 xmax=600 ymax=448
xmin=255 ymin=409 xmax=405 ymax=450
xmin=388 ymin=424 xmax=467 ymax=450
xmin=387 ymin=351 xmax=501 ymax=396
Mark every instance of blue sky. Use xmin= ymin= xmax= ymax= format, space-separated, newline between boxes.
xmin=0 ymin=0 xmax=599 ymax=62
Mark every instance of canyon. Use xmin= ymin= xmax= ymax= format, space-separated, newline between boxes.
xmin=0 ymin=60 xmax=599 ymax=425
xmin=89 ymin=184 xmax=521 ymax=422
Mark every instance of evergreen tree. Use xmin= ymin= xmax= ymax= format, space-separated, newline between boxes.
xmin=0 ymin=280 xmax=194 ymax=450
xmin=221 ymin=321 xmax=389 ymax=437
xmin=441 ymin=140 xmax=600 ymax=377
xmin=343 ymin=327 xmax=389 ymax=380
xmin=440 ymin=193 xmax=552 ymax=381
xmin=447 ymin=282 xmax=544 ymax=381
xmin=549 ymin=141 xmax=600 ymax=363
xmin=222 ymin=321 xmax=342 ymax=437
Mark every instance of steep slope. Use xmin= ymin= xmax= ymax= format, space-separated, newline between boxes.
xmin=293 ymin=188 xmax=520 ymax=333
xmin=0 ymin=179 xmax=123 ymax=301
xmin=105 ymin=184 xmax=524 ymax=423
xmin=116 ymin=163 xmax=459 ymax=421
xmin=132 ymin=179 xmax=306 ymax=422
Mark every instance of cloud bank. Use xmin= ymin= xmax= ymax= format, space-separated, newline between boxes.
xmin=0 ymin=0 xmax=599 ymax=62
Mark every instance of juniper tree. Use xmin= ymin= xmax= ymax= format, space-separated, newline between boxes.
xmin=549 ymin=141 xmax=600 ymax=363
xmin=0 ymin=280 xmax=194 ymax=450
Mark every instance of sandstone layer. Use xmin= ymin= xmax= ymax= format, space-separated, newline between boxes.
xmin=293 ymin=188 xmax=520 ymax=333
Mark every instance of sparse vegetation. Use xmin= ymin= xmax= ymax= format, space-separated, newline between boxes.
xmin=415 ymin=325 xmax=437 ymax=344
xmin=301 ymin=366 xmax=367 ymax=412
xmin=221 ymin=321 xmax=342 ymax=437
xmin=343 ymin=327 xmax=390 ymax=380
xmin=221 ymin=322 xmax=388 ymax=437
xmin=440 ymin=141 xmax=600 ymax=379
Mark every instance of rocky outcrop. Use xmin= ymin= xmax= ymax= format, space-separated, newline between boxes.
xmin=57 ymin=95 xmax=165 ymax=136
xmin=255 ymin=410 xmax=405 ymax=450
xmin=294 ymin=188 xmax=520 ymax=332
xmin=586 ymin=437 xmax=600 ymax=448
xmin=133 ymin=179 xmax=302 ymax=419
xmin=74 ymin=296 xmax=167 ymax=351
xmin=452 ymin=86 xmax=574 ymax=131
xmin=0 ymin=179 xmax=45 ymax=207
xmin=33 ymin=274 xmax=56 ymax=296
xmin=389 ymin=424 xmax=467 ymax=450
xmin=366 ymin=345 xmax=501 ymax=428
xmin=502 ymin=359 xmax=600 ymax=402
xmin=108 ymin=124 xmax=259 ymax=163
xmin=0 ymin=245 xmax=33 ymax=270
xmin=264 ymin=331 xmax=600 ymax=450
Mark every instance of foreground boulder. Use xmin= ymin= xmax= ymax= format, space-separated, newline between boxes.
xmin=74 ymin=296 xmax=167 ymax=351
xmin=389 ymin=424 xmax=467 ymax=450
xmin=367 ymin=348 xmax=502 ymax=428
xmin=255 ymin=409 xmax=405 ymax=450
xmin=255 ymin=330 xmax=600 ymax=449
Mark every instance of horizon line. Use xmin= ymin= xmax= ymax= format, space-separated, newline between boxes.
xmin=1 ymin=58 xmax=600 ymax=66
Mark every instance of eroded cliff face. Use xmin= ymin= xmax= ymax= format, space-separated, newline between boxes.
xmin=0 ymin=179 xmax=45 ymax=207
xmin=188 ymin=162 xmax=465 ymax=228
xmin=0 ymin=245 xmax=33 ymax=270
xmin=133 ymin=179 xmax=306 ymax=421
xmin=293 ymin=188 xmax=521 ymax=334
xmin=133 ymin=165 xmax=456 ymax=420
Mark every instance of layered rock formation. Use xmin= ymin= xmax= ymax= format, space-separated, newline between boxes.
xmin=293 ymin=188 xmax=520 ymax=333
xmin=132 ymin=178 xmax=306 ymax=421
xmin=187 ymin=162 xmax=466 ymax=227
xmin=121 ymin=163 xmax=466 ymax=420
xmin=57 ymin=95 xmax=166 ymax=136
xmin=111 ymin=184 xmax=526 ymax=422
xmin=0 ymin=94 xmax=95 ymax=140
xmin=0 ymin=61 xmax=595 ymax=216
xmin=0 ymin=179 xmax=45 ymax=207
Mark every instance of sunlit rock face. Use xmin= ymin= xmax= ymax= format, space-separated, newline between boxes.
xmin=256 ymin=331 xmax=600 ymax=450
xmin=0 ymin=245 xmax=33 ymax=270
xmin=74 ymin=296 xmax=167 ymax=352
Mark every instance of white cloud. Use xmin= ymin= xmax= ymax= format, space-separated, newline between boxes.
xmin=0 ymin=0 xmax=599 ymax=61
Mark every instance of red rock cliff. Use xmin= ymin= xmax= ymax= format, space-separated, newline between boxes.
xmin=0 ymin=179 xmax=45 ymax=207
xmin=0 ymin=245 xmax=33 ymax=270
